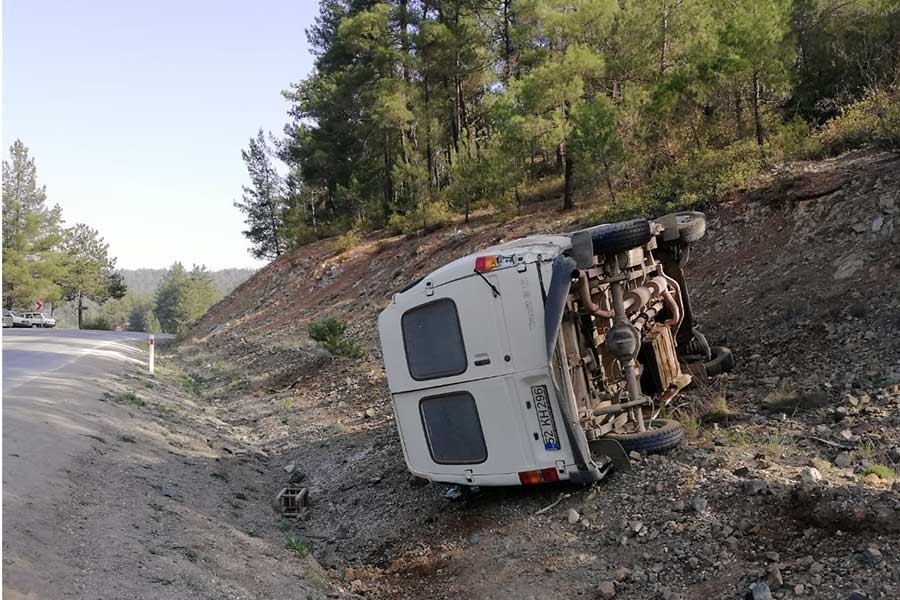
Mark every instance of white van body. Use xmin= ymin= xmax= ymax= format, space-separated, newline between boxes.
xmin=378 ymin=215 xmax=729 ymax=488
xmin=378 ymin=235 xmax=596 ymax=486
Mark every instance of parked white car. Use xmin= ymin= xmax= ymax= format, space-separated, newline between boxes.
xmin=22 ymin=312 xmax=56 ymax=328
xmin=10 ymin=311 xmax=31 ymax=328
xmin=2 ymin=310 xmax=13 ymax=328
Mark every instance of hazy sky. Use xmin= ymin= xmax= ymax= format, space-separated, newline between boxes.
xmin=2 ymin=0 xmax=317 ymax=269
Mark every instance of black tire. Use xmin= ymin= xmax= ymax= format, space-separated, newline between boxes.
xmin=681 ymin=327 xmax=711 ymax=360
xmin=607 ymin=418 xmax=684 ymax=454
xmin=703 ymin=346 xmax=735 ymax=377
xmin=656 ymin=211 xmax=706 ymax=243
xmin=675 ymin=212 xmax=706 ymax=242
xmin=590 ymin=219 xmax=652 ymax=255
xmin=31 ymin=323 xmax=38 ymax=328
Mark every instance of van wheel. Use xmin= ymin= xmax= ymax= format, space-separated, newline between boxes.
xmin=703 ymin=346 xmax=735 ymax=377
xmin=657 ymin=211 xmax=706 ymax=243
xmin=31 ymin=323 xmax=38 ymax=328
xmin=607 ymin=419 xmax=684 ymax=454
xmin=590 ymin=219 xmax=652 ymax=255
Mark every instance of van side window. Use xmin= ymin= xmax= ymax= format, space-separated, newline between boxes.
xmin=419 ymin=392 xmax=487 ymax=464
xmin=401 ymin=298 xmax=467 ymax=380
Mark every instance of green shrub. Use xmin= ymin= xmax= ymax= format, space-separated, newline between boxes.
xmin=816 ymin=87 xmax=900 ymax=155
xmin=82 ymin=315 xmax=113 ymax=330
xmin=308 ymin=318 xmax=365 ymax=359
xmin=439 ymin=144 xmax=522 ymax=218
xmin=120 ymin=391 xmax=145 ymax=406
xmin=861 ymin=464 xmax=896 ymax=480
xmin=772 ymin=118 xmax=824 ymax=160
xmin=586 ymin=188 xmax=657 ymax=225
xmin=308 ymin=318 xmax=346 ymax=342
xmin=285 ymin=536 xmax=309 ymax=557
xmin=329 ymin=230 xmax=361 ymax=254
xmin=645 ymin=139 xmax=763 ymax=211
xmin=387 ymin=200 xmax=454 ymax=235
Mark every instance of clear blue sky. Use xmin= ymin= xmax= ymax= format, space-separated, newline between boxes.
xmin=3 ymin=0 xmax=316 ymax=269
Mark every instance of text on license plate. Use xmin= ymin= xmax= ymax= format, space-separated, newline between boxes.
xmin=531 ymin=384 xmax=560 ymax=451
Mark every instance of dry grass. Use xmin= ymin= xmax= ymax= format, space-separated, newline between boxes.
xmin=673 ymin=377 xmax=736 ymax=430
xmin=765 ymin=383 xmax=829 ymax=414
xmin=762 ymin=431 xmax=799 ymax=460
xmin=861 ymin=464 xmax=896 ymax=480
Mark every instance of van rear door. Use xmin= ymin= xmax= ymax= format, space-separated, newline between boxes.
xmin=380 ymin=272 xmax=513 ymax=394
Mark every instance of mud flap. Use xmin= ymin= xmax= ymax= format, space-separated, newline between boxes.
xmin=589 ymin=439 xmax=631 ymax=473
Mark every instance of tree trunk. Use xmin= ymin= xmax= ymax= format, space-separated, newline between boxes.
xmin=267 ymin=196 xmax=281 ymax=256
xmin=658 ymin=0 xmax=669 ymax=74
xmin=460 ymin=88 xmax=472 ymax=155
xmin=751 ymin=71 xmax=764 ymax=147
xmin=77 ymin=294 xmax=84 ymax=329
xmin=734 ymin=87 xmax=744 ymax=139
xmin=563 ymin=100 xmax=574 ymax=210
xmin=449 ymin=90 xmax=460 ymax=156
xmin=383 ymin=138 xmax=394 ymax=218
xmin=603 ymin=157 xmax=616 ymax=202
xmin=398 ymin=0 xmax=418 ymax=156
xmin=689 ymin=116 xmax=703 ymax=152
xmin=422 ymin=6 xmax=436 ymax=189
xmin=399 ymin=0 xmax=410 ymax=83
xmin=563 ymin=146 xmax=574 ymax=210
xmin=502 ymin=0 xmax=512 ymax=82
xmin=530 ymin=139 xmax=535 ymax=176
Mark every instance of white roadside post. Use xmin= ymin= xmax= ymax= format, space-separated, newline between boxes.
xmin=149 ymin=334 xmax=155 ymax=375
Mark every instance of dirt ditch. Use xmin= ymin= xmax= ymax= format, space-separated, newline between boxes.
xmin=148 ymin=150 xmax=900 ymax=599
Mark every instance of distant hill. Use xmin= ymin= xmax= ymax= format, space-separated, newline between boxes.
xmin=120 ymin=268 xmax=256 ymax=297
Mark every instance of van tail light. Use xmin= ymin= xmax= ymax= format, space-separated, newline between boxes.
xmin=475 ymin=256 xmax=497 ymax=272
xmin=518 ymin=467 xmax=560 ymax=485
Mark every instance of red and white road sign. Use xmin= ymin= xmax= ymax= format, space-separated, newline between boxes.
xmin=34 ymin=300 xmax=42 ymax=311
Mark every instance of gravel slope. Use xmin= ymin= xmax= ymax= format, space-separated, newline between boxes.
xmin=173 ymin=150 xmax=900 ymax=600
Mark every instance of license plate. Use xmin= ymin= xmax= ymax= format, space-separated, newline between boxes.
xmin=531 ymin=385 xmax=560 ymax=451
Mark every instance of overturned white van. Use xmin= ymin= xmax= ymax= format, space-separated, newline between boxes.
xmin=378 ymin=214 xmax=732 ymax=487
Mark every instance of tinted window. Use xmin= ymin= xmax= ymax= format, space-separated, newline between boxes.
xmin=420 ymin=392 xmax=487 ymax=464
xmin=401 ymin=299 xmax=467 ymax=380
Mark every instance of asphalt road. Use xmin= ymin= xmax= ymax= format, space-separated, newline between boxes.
xmin=2 ymin=328 xmax=159 ymax=599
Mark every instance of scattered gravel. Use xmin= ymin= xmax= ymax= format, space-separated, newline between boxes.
xmin=175 ymin=150 xmax=900 ymax=600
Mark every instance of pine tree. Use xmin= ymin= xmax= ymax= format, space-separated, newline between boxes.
xmin=267 ymin=0 xmax=900 ymax=234
xmin=59 ymin=224 xmax=126 ymax=328
xmin=235 ymin=130 xmax=284 ymax=260
xmin=153 ymin=263 xmax=222 ymax=334
xmin=2 ymin=140 xmax=66 ymax=310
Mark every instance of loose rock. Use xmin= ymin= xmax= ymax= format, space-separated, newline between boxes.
xmin=766 ymin=565 xmax=783 ymax=590
xmin=800 ymin=466 xmax=823 ymax=484
xmin=597 ymin=580 xmax=616 ymax=599
xmin=692 ymin=496 xmax=708 ymax=513
xmin=748 ymin=581 xmax=773 ymax=600
xmin=861 ymin=546 xmax=882 ymax=565
xmin=834 ymin=452 xmax=852 ymax=468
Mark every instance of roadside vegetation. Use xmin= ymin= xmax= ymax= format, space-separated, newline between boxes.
xmin=2 ymin=140 xmax=127 ymax=326
xmin=308 ymin=318 xmax=366 ymax=359
xmin=234 ymin=0 xmax=900 ymax=258
xmin=2 ymin=140 xmax=226 ymax=333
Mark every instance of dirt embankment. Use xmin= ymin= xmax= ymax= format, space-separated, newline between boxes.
xmin=170 ymin=150 xmax=899 ymax=600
